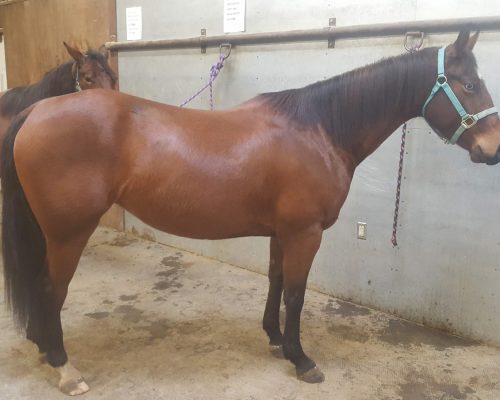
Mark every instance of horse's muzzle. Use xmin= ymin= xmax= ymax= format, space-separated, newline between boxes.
xmin=470 ymin=145 xmax=500 ymax=165
xmin=484 ymin=147 xmax=500 ymax=165
xmin=490 ymin=148 xmax=500 ymax=165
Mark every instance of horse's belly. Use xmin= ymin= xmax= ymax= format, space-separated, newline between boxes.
xmin=119 ymin=183 xmax=273 ymax=240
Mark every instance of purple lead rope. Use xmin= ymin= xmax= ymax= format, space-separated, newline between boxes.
xmin=179 ymin=53 xmax=226 ymax=110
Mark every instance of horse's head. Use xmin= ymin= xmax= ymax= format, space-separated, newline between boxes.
xmin=63 ymin=42 xmax=117 ymax=91
xmin=423 ymin=30 xmax=500 ymax=165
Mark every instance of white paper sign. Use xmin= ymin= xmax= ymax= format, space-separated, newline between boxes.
xmin=126 ymin=7 xmax=142 ymax=41
xmin=224 ymin=0 xmax=246 ymax=33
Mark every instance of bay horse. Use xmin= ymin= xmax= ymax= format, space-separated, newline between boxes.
xmin=0 ymin=42 xmax=116 ymax=165
xmin=2 ymin=31 xmax=499 ymax=395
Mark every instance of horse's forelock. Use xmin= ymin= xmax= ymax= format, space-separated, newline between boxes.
xmin=84 ymin=49 xmax=117 ymax=82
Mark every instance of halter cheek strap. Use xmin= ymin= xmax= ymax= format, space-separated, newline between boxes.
xmin=72 ymin=62 xmax=82 ymax=92
xmin=422 ymin=47 xmax=498 ymax=144
xmin=74 ymin=65 xmax=82 ymax=92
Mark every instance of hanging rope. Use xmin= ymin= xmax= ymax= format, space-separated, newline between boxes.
xmin=391 ymin=32 xmax=424 ymax=247
xmin=179 ymin=43 xmax=231 ymax=110
xmin=391 ymin=122 xmax=408 ymax=247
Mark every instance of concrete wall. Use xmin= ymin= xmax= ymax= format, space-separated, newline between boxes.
xmin=116 ymin=0 xmax=500 ymax=344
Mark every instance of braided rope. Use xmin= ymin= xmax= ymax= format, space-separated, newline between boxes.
xmin=179 ymin=53 xmax=226 ymax=110
xmin=391 ymin=122 xmax=408 ymax=247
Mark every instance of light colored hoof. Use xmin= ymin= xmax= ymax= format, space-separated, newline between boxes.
xmin=59 ymin=377 xmax=90 ymax=396
xmin=269 ymin=344 xmax=284 ymax=359
xmin=297 ymin=366 xmax=325 ymax=383
xmin=57 ymin=362 xmax=90 ymax=396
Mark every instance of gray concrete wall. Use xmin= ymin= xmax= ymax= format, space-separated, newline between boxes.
xmin=116 ymin=0 xmax=500 ymax=344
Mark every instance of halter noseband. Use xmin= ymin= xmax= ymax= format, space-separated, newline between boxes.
xmin=422 ymin=47 xmax=498 ymax=144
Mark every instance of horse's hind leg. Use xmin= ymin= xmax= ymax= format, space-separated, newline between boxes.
xmin=39 ymin=230 xmax=96 ymax=396
xmin=263 ymin=237 xmax=285 ymax=358
xmin=280 ymin=225 xmax=325 ymax=383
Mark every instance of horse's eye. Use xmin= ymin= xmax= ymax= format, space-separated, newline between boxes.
xmin=464 ymin=82 xmax=475 ymax=91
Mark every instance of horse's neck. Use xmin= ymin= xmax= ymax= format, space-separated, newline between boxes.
xmin=338 ymin=50 xmax=437 ymax=166
xmin=29 ymin=62 xmax=75 ymax=99
xmin=0 ymin=62 xmax=75 ymax=117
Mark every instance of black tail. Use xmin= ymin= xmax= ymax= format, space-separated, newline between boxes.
xmin=2 ymin=111 xmax=47 ymax=333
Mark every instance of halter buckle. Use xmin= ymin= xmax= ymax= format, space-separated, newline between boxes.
xmin=461 ymin=114 xmax=477 ymax=129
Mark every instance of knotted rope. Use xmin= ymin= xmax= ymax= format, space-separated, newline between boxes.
xmin=179 ymin=44 xmax=231 ymax=110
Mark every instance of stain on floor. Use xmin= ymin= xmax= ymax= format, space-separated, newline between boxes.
xmin=153 ymin=254 xmax=191 ymax=291
xmin=137 ymin=318 xmax=172 ymax=341
xmin=85 ymin=311 xmax=110 ymax=320
xmin=399 ymin=370 xmax=476 ymax=400
xmin=120 ymin=294 xmax=139 ymax=301
xmin=379 ymin=319 xmax=476 ymax=350
xmin=323 ymin=298 xmax=372 ymax=318
xmin=327 ymin=323 xmax=371 ymax=343
xmin=114 ymin=304 xmax=145 ymax=323
xmin=107 ymin=235 xmax=138 ymax=247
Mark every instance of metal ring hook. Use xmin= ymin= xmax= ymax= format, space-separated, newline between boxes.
xmin=404 ymin=31 xmax=424 ymax=52
xmin=219 ymin=43 xmax=232 ymax=60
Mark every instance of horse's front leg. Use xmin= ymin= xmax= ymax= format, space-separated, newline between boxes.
xmin=263 ymin=237 xmax=285 ymax=358
xmin=280 ymin=225 xmax=324 ymax=383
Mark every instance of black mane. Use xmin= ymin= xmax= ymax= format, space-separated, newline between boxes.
xmin=259 ymin=48 xmax=437 ymax=149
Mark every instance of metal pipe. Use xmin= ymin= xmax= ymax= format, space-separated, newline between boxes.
xmin=106 ymin=15 xmax=500 ymax=52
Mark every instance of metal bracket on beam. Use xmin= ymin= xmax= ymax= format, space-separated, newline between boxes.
xmin=200 ymin=29 xmax=206 ymax=53
xmin=328 ymin=17 xmax=336 ymax=48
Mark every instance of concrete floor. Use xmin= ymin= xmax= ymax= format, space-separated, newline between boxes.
xmin=1 ymin=228 xmax=500 ymax=400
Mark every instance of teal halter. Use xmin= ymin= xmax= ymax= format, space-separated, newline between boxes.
xmin=422 ymin=47 xmax=498 ymax=145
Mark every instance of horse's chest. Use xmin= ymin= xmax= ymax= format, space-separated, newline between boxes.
xmin=318 ymin=167 xmax=354 ymax=229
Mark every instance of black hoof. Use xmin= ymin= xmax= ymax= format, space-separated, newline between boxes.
xmin=269 ymin=344 xmax=284 ymax=359
xmin=297 ymin=366 xmax=325 ymax=383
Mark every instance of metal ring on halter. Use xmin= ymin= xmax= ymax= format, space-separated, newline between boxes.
xmin=436 ymin=74 xmax=447 ymax=86
xmin=219 ymin=43 xmax=232 ymax=60
xmin=404 ymin=31 xmax=424 ymax=52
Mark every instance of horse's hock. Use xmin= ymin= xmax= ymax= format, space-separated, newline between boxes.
xmin=1 ymin=228 xmax=500 ymax=399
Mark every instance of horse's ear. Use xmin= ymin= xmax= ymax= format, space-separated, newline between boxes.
xmin=453 ymin=30 xmax=470 ymax=55
xmin=63 ymin=42 xmax=85 ymax=65
xmin=447 ymin=30 xmax=476 ymax=58
xmin=467 ymin=31 xmax=480 ymax=50
xmin=98 ymin=44 xmax=110 ymax=60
